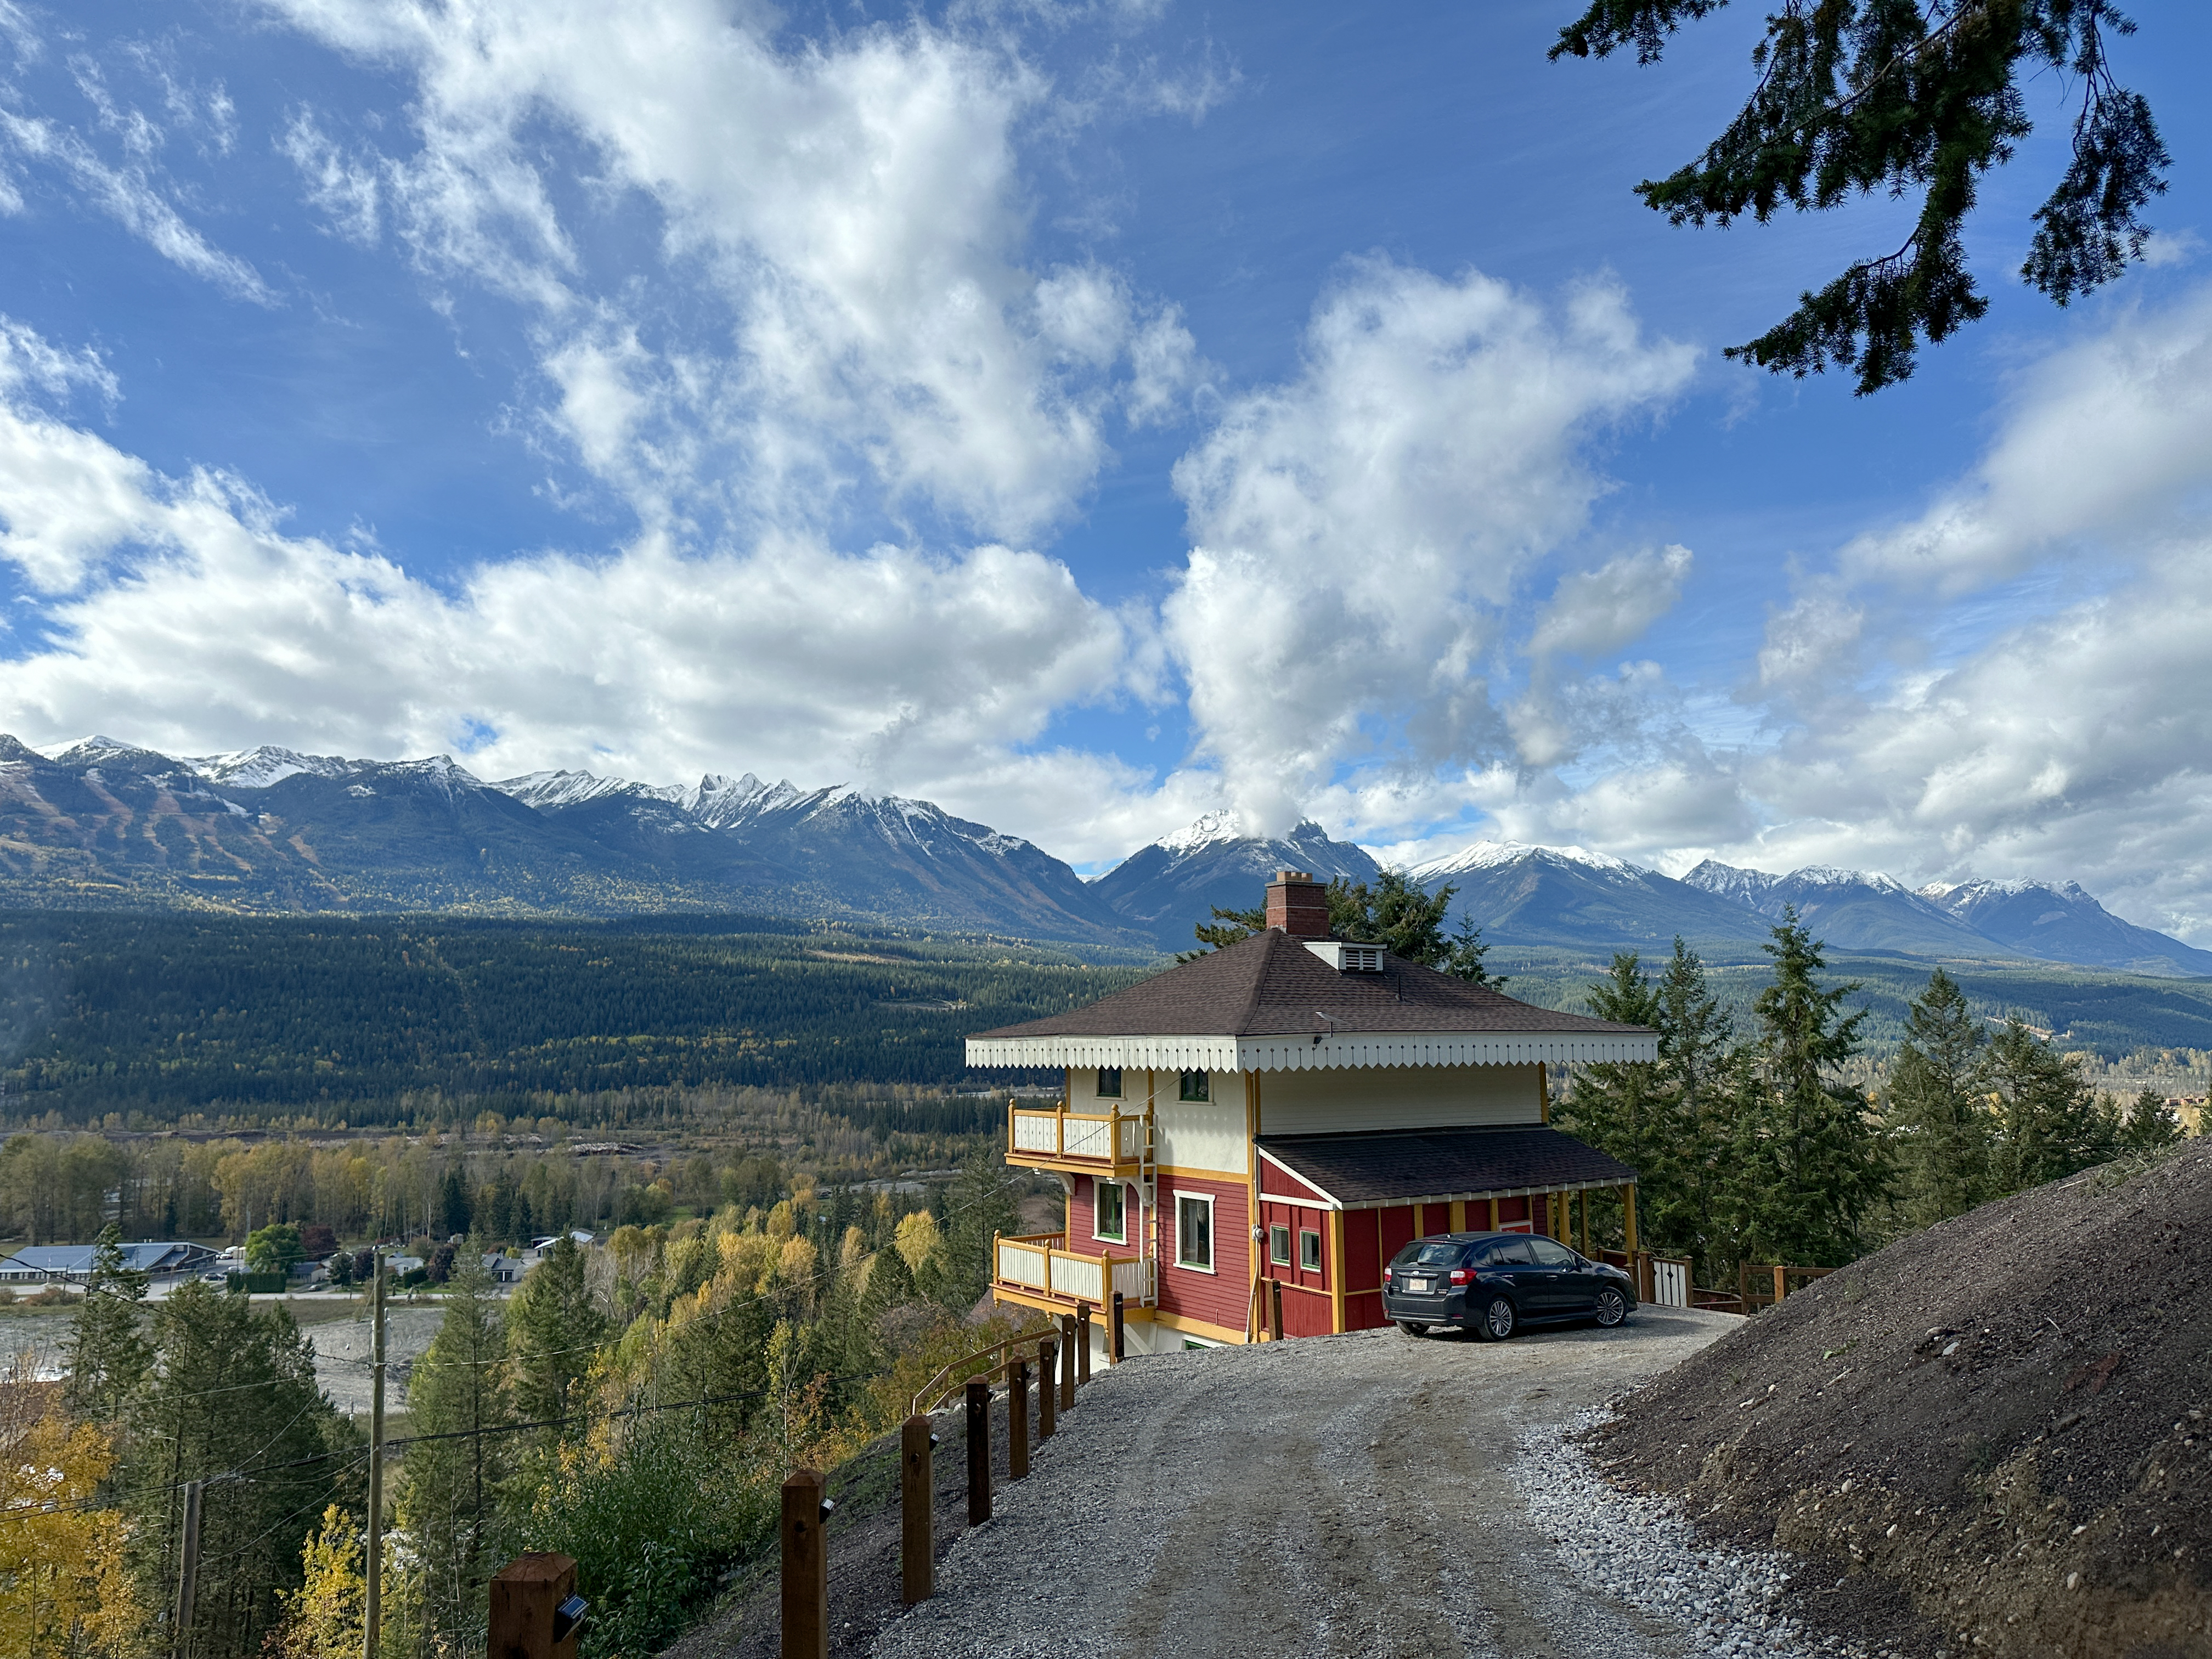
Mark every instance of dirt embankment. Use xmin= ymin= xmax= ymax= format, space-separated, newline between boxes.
xmin=1599 ymin=1141 xmax=2212 ymax=1658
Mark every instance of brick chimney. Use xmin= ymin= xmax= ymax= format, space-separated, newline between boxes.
xmin=1265 ymin=870 xmax=1330 ymax=939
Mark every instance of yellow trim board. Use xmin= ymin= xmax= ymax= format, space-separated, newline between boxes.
xmin=1149 ymin=1309 xmax=1251 ymax=1345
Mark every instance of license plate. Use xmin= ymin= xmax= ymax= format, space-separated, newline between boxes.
xmin=1408 ymin=1278 xmax=1432 ymax=1293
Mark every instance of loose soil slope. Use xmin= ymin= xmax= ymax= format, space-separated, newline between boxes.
xmin=1600 ymin=1141 xmax=2212 ymax=1658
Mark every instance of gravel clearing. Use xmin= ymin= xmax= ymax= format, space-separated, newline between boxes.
xmin=1518 ymin=1409 xmax=1902 ymax=1659
xmin=866 ymin=1307 xmax=1810 ymax=1659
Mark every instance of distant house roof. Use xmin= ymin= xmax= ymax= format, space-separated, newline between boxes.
xmin=0 ymin=1242 xmax=217 ymax=1280
xmin=1256 ymin=1126 xmax=1637 ymax=1210
xmin=966 ymin=929 xmax=1655 ymax=1070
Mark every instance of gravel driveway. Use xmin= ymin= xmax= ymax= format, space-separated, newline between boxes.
xmin=869 ymin=1308 xmax=1750 ymax=1659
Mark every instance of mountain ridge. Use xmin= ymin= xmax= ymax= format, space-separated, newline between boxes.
xmin=0 ymin=734 xmax=2204 ymax=974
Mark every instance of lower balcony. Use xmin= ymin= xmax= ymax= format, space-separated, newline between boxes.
xmin=990 ymin=1231 xmax=1155 ymax=1317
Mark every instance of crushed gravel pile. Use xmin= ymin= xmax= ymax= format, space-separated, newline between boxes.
xmin=1596 ymin=1139 xmax=2212 ymax=1658
xmin=1519 ymin=1410 xmax=1865 ymax=1659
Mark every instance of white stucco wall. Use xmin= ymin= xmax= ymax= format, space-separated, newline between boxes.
xmin=1255 ymin=1063 xmax=1543 ymax=1135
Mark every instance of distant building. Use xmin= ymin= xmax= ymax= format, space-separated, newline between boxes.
xmin=0 ymin=1242 xmax=219 ymax=1284
xmin=482 ymin=1253 xmax=523 ymax=1284
xmin=967 ymin=870 xmax=1657 ymax=1357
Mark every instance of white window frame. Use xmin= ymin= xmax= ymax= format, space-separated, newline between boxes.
xmin=1172 ymin=1190 xmax=1216 ymax=1274
xmin=1299 ymin=1228 xmax=1322 ymax=1273
xmin=1093 ymin=1179 xmax=1127 ymax=1244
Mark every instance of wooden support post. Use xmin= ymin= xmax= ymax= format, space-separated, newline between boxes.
xmin=1110 ymin=1291 xmax=1125 ymax=1363
xmin=1269 ymin=1276 xmax=1285 ymax=1343
xmin=172 ymin=1478 xmax=203 ymax=1659
xmin=899 ymin=1417 xmax=933 ymax=1606
xmin=1579 ymin=1189 xmax=1592 ymax=1255
xmin=1773 ymin=1263 xmax=1788 ymax=1307
xmin=489 ymin=1552 xmax=581 ymax=1659
xmin=780 ymin=1469 xmax=829 ymax=1659
xmin=1622 ymin=1184 xmax=1639 ymax=1254
xmin=1037 ymin=1338 xmax=1057 ymax=1440
xmin=1005 ymin=1360 xmax=1030 ymax=1480
xmin=1058 ymin=1315 xmax=1076 ymax=1412
xmin=1327 ymin=1210 xmax=1346 ymax=1334
xmin=963 ymin=1380 xmax=991 ymax=1526
xmin=1076 ymin=1303 xmax=1092 ymax=1385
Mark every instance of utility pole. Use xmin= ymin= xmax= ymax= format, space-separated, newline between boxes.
xmin=172 ymin=1478 xmax=203 ymax=1659
xmin=365 ymin=1249 xmax=386 ymax=1659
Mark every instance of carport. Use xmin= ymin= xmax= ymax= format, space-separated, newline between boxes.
xmin=1252 ymin=1125 xmax=1643 ymax=1334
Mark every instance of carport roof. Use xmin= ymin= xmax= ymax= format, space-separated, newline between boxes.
xmin=1255 ymin=1126 xmax=1637 ymax=1210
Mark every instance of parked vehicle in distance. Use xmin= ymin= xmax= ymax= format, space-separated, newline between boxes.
xmin=1380 ymin=1231 xmax=1636 ymax=1340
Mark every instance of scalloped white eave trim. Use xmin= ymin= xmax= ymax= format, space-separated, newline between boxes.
xmin=962 ymin=1031 xmax=1658 ymax=1071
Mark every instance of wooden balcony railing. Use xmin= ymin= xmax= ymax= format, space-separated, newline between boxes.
xmin=991 ymin=1232 xmax=1154 ymax=1311
xmin=1005 ymin=1104 xmax=1147 ymax=1172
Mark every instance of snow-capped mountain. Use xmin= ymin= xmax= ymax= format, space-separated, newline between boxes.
xmin=1092 ymin=814 xmax=1380 ymax=944
xmin=0 ymin=737 xmax=1141 ymax=942
xmin=1407 ymin=840 xmax=1771 ymax=953
xmin=1682 ymin=859 xmax=2002 ymax=957
xmin=1918 ymin=878 xmax=2212 ymax=976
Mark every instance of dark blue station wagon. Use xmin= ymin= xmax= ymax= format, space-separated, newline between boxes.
xmin=1381 ymin=1231 xmax=1637 ymax=1340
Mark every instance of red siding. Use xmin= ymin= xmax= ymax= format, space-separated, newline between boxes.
xmin=1496 ymin=1195 xmax=1530 ymax=1230
xmin=1342 ymin=1208 xmax=1385 ymax=1330
xmin=1282 ymin=1280 xmax=1334 ymax=1337
xmin=1256 ymin=1196 xmax=1332 ymax=1339
xmin=1159 ymin=1175 xmax=1249 ymax=1334
xmin=1067 ymin=1175 xmax=1093 ymax=1242
xmin=1259 ymin=1158 xmax=1327 ymax=1201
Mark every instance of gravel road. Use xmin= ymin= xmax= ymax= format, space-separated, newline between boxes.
xmin=868 ymin=1308 xmax=1829 ymax=1659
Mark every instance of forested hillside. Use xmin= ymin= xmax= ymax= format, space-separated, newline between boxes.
xmin=0 ymin=911 xmax=1156 ymax=1124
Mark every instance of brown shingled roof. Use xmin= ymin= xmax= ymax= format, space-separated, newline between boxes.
xmin=972 ymin=929 xmax=1647 ymax=1040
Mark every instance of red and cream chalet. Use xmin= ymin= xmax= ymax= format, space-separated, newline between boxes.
xmin=967 ymin=870 xmax=1660 ymax=1356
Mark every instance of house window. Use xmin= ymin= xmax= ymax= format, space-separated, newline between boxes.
xmin=1094 ymin=1180 xmax=1126 ymax=1243
xmin=1174 ymin=1193 xmax=1214 ymax=1272
xmin=1299 ymin=1228 xmax=1322 ymax=1273
xmin=1268 ymin=1223 xmax=1290 ymax=1265
xmin=1178 ymin=1069 xmax=1209 ymax=1102
xmin=1096 ymin=1066 xmax=1122 ymax=1099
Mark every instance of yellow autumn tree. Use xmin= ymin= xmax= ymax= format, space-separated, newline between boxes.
xmin=266 ymin=1505 xmax=366 ymax=1659
xmin=0 ymin=1401 xmax=146 ymax=1658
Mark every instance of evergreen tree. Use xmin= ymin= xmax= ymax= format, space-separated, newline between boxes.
xmin=127 ymin=1282 xmax=357 ymax=1659
xmin=1982 ymin=1018 xmax=2112 ymax=1191
xmin=939 ymin=1150 xmax=1020 ymax=1311
xmin=2119 ymin=1086 xmax=2185 ymax=1152
xmin=393 ymin=1246 xmax=512 ymax=1657
xmin=1441 ymin=914 xmax=1505 ymax=987
xmin=506 ymin=1235 xmax=610 ymax=1434
xmin=1551 ymin=0 xmax=2171 ymax=394
xmin=1730 ymin=911 xmax=1889 ymax=1266
xmin=63 ymin=1222 xmax=150 ymax=1426
xmin=1559 ymin=951 xmax=1668 ymax=1211
xmin=437 ymin=1166 xmax=472 ymax=1239
xmin=1882 ymin=968 xmax=1994 ymax=1228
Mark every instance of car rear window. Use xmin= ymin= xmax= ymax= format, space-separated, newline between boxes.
xmin=1391 ymin=1239 xmax=1468 ymax=1267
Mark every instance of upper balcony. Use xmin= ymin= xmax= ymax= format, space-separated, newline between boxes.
xmin=991 ymin=1231 xmax=1155 ymax=1316
xmin=1004 ymin=1101 xmax=1148 ymax=1177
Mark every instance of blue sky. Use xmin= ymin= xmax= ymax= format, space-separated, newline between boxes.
xmin=1 ymin=1 xmax=2209 ymax=940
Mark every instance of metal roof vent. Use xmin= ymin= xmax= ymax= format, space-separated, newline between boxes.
xmin=1305 ymin=940 xmax=1384 ymax=973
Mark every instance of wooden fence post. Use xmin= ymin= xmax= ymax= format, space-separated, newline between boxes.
xmin=1773 ymin=1263 xmax=1788 ymax=1306
xmin=489 ymin=1552 xmax=581 ymax=1659
xmin=1076 ymin=1304 xmax=1092 ymax=1386
xmin=1110 ymin=1291 xmax=1125 ymax=1363
xmin=1059 ymin=1315 xmax=1076 ymax=1412
xmin=1037 ymin=1338 xmax=1057 ymax=1441
xmin=780 ymin=1469 xmax=828 ymax=1659
xmin=899 ymin=1417 xmax=933 ymax=1607
xmin=1006 ymin=1357 xmax=1030 ymax=1479
xmin=963 ymin=1379 xmax=991 ymax=1526
xmin=1269 ymin=1277 xmax=1284 ymax=1342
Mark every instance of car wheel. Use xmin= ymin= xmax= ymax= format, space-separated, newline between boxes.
xmin=1479 ymin=1295 xmax=1516 ymax=1341
xmin=1397 ymin=1320 xmax=1429 ymax=1336
xmin=1594 ymin=1286 xmax=1628 ymax=1328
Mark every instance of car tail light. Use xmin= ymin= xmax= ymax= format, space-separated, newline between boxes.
xmin=1381 ymin=1267 xmax=1393 ymax=1282
xmin=1449 ymin=1267 xmax=1470 ymax=1285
